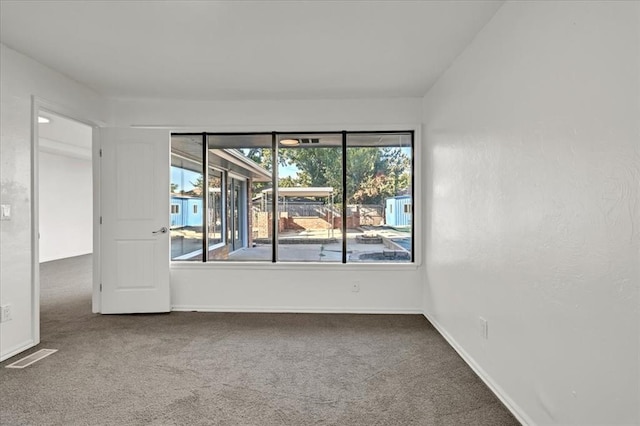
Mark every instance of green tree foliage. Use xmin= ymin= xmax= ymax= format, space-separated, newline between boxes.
xmin=242 ymin=148 xmax=276 ymax=193
xmin=283 ymin=146 xmax=410 ymax=205
xmin=238 ymin=146 xmax=410 ymax=205
xmin=243 ymin=148 xmax=275 ymax=170
xmin=278 ymin=176 xmax=298 ymax=188
xmin=283 ymin=147 xmax=342 ymax=193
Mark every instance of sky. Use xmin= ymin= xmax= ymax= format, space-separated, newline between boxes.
xmin=171 ymin=166 xmax=201 ymax=192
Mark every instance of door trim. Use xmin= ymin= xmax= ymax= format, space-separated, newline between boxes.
xmin=30 ymin=96 xmax=105 ymax=347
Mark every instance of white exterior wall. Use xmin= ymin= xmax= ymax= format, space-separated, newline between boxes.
xmin=112 ymin=97 xmax=424 ymax=314
xmin=0 ymin=44 xmax=107 ymax=361
xmin=38 ymin=151 xmax=93 ymax=262
xmin=422 ymin=2 xmax=639 ymax=424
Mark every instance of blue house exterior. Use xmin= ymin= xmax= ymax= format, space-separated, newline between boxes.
xmin=385 ymin=195 xmax=412 ymax=227
xmin=170 ymin=195 xmax=204 ymax=228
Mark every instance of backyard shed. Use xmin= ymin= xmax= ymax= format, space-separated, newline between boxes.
xmin=385 ymin=195 xmax=412 ymax=227
xmin=170 ymin=195 xmax=203 ymax=228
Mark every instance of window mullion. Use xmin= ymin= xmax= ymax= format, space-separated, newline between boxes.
xmin=341 ymin=131 xmax=347 ymax=264
xmin=410 ymin=130 xmax=415 ymax=260
xmin=272 ymin=132 xmax=278 ymax=263
xmin=202 ymin=133 xmax=209 ymax=262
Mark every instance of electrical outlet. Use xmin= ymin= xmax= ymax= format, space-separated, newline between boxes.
xmin=0 ymin=204 xmax=10 ymax=221
xmin=1 ymin=304 xmax=12 ymax=322
xmin=479 ymin=317 xmax=488 ymax=339
xmin=352 ymin=282 xmax=360 ymax=293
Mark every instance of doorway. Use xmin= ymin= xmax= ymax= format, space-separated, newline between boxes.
xmin=35 ymin=108 xmax=96 ymax=340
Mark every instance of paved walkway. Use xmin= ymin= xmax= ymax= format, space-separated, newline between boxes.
xmin=229 ymin=238 xmax=409 ymax=262
xmin=173 ymin=226 xmax=411 ymax=262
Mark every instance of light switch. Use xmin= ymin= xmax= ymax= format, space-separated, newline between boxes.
xmin=1 ymin=204 xmax=11 ymax=220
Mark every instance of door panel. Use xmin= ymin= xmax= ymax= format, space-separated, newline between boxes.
xmin=100 ymin=128 xmax=170 ymax=313
xmin=116 ymin=241 xmax=156 ymax=289
xmin=116 ymin=142 xmax=155 ymax=219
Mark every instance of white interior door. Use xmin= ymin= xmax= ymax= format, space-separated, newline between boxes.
xmin=100 ymin=128 xmax=170 ymax=313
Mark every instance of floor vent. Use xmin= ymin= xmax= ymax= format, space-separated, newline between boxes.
xmin=5 ymin=349 xmax=58 ymax=369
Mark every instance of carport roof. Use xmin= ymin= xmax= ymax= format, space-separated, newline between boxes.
xmin=261 ymin=187 xmax=334 ymax=198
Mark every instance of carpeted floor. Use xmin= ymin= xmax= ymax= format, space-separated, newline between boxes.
xmin=0 ymin=254 xmax=518 ymax=425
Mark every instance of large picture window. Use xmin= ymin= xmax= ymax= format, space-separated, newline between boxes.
xmin=170 ymin=131 xmax=413 ymax=263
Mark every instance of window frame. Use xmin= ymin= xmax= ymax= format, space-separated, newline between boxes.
xmin=170 ymin=129 xmax=418 ymax=267
xmin=206 ymin=166 xmax=226 ymax=251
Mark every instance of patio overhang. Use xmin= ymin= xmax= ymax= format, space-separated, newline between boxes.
xmin=210 ymin=149 xmax=272 ymax=182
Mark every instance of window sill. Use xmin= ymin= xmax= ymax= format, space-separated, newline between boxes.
xmin=170 ymin=261 xmax=420 ymax=271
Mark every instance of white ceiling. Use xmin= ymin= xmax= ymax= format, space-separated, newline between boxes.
xmin=0 ymin=0 xmax=502 ymax=101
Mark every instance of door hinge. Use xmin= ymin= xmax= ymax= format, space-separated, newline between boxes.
xmin=99 ymin=148 xmax=103 ymax=157
xmin=100 ymin=216 xmax=103 ymax=224
xmin=99 ymin=283 xmax=102 ymax=292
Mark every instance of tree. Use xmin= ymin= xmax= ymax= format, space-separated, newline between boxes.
xmin=243 ymin=148 xmax=274 ymax=170
xmin=187 ymin=176 xmax=203 ymax=196
xmin=278 ymin=176 xmax=298 ymax=188
xmin=283 ymin=146 xmax=410 ymax=205
xmin=236 ymin=145 xmax=411 ymax=205
xmin=284 ymin=147 xmax=342 ymax=190
xmin=241 ymin=148 xmax=278 ymax=193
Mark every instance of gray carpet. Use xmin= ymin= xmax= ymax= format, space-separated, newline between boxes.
xmin=0 ymin=254 xmax=518 ymax=425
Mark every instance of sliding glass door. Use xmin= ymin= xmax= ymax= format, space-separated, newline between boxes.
xmin=228 ymin=177 xmax=246 ymax=252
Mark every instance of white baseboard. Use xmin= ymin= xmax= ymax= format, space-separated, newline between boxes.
xmin=172 ymin=305 xmax=423 ymax=315
xmin=0 ymin=339 xmax=37 ymax=363
xmin=423 ymin=312 xmax=533 ymax=426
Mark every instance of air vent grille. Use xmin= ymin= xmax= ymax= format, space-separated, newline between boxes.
xmin=5 ymin=349 xmax=57 ymax=369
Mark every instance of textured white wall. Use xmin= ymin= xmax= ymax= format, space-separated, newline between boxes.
xmin=110 ymin=97 xmax=423 ymax=129
xmin=422 ymin=1 xmax=639 ymax=424
xmin=38 ymin=151 xmax=93 ymax=262
xmin=171 ymin=265 xmax=422 ymax=314
xmin=0 ymin=44 xmax=107 ymax=360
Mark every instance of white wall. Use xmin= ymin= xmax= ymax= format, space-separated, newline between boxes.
xmin=110 ymin=97 xmax=422 ymax=130
xmin=0 ymin=43 xmax=107 ymax=361
xmin=422 ymin=2 xmax=639 ymax=425
xmin=172 ymin=265 xmax=422 ymax=314
xmin=38 ymin=150 xmax=93 ymax=262
xmin=112 ymin=96 xmax=424 ymax=313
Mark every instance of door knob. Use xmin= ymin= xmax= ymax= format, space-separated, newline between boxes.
xmin=152 ymin=227 xmax=168 ymax=234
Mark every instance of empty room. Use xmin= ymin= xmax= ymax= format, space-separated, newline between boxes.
xmin=0 ymin=1 xmax=638 ymax=425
